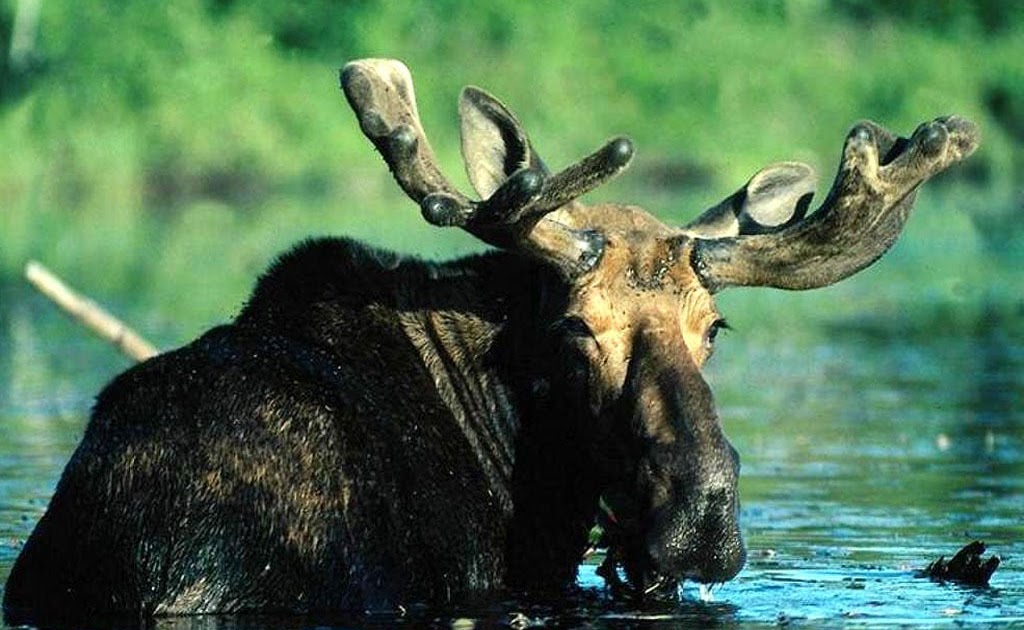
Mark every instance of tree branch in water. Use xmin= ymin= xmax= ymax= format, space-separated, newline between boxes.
xmin=24 ymin=260 xmax=158 ymax=362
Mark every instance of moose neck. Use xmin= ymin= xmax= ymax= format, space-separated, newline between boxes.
xmin=396 ymin=252 xmax=602 ymax=590
xmin=393 ymin=260 xmax=522 ymax=515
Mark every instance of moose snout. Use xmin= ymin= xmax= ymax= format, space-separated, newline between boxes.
xmin=646 ymin=484 xmax=746 ymax=584
xmin=642 ymin=437 xmax=745 ymax=585
xmin=621 ymin=323 xmax=746 ymax=586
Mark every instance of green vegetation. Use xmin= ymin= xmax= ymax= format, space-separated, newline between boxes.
xmin=0 ymin=1 xmax=1020 ymax=402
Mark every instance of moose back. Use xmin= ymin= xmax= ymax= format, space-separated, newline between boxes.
xmin=3 ymin=59 xmax=977 ymax=622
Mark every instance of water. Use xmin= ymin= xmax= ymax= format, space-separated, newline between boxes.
xmin=0 ymin=286 xmax=1021 ymax=628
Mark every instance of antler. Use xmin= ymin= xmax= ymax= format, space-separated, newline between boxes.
xmin=689 ymin=116 xmax=979 ymax=292
xmin=340 ymin=59 xmax=634 ymax=277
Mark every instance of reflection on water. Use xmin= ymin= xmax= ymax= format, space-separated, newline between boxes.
xmin=0 ymin=291 xmax=1021 ymax=628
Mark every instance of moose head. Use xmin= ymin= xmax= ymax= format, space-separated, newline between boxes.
xmin=342 ymin=59 xmax=978 ymax=594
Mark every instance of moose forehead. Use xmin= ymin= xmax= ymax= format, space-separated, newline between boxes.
xmin=563 ymin=202 xmax=720 ymax=367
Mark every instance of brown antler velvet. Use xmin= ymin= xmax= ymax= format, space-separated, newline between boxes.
xmin=690 ymin=117 xmax=979 ymax=292
xmin=341 ymin=58 xmax=634 ymax=278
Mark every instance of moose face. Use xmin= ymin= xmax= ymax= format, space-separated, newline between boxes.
xmin=341 ymin=58 xmax=978 ymax=594
xmin=550 ymin=204 xmax=743 ymax=590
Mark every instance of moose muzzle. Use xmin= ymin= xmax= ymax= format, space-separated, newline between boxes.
xmin=614 ymin=324 xmax=745 ymax=591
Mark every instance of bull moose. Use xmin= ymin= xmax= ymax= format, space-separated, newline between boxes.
xmin=3 ymin=59 xmax=977 ymax=623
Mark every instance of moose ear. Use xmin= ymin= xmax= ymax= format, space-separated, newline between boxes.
xmin=741 ymin=162 xmax=817 ymax=232
xmin=684 ymin=162 xmax=817 ymax=238
xmin=459 ymin=87 xmax=545 ymax=199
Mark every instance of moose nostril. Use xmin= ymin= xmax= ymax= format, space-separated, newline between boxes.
xmin=691 ymin=514 xmax=746 ymax=583
xmin=708 ymin=540 xmax=747 ymax=583
xmin=646 ymin=522 xmax=746 ymax=584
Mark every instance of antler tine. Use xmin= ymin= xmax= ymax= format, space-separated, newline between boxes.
xmin=459 ymin=137 xmax=635 ymax=249
xmin=690 ymin=116 xmax=979 ymax=293
xmin=340 ymin=59 xmax=475 ymax=216
xmin=468 ymin=138 xmax=634 ymax=276
xmin=530 ymin=137 xmax=635 ymax=217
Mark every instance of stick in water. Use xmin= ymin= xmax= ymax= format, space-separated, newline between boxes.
xmin=24 ymin=260 xmax=159 ymax=362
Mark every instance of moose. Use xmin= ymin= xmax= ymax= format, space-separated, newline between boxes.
xmin=3 ymin=59 xmax=977 ymax=622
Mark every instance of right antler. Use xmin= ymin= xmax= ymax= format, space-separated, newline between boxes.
xmin=688 ymin=116 xmax=979 ymax=292
xmin=340 ymin=59 xmax=633 ymax=277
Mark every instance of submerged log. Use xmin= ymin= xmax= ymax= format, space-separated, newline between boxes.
xmin=24 ymin=261 xmax=158 ymax=362
xmin=918 ymin=540 xmax=1000 ymax=587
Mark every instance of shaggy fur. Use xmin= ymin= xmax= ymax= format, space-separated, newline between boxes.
xmin=4 ymin=238 xmax=607 ymax=621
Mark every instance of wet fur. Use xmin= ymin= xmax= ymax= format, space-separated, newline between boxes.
xmin=4 ymin=237 xmax=605 ymax=621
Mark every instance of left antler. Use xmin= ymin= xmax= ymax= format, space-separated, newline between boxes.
xmin=341 ymin=58 xmax=633 ymax=277
xmin=689 ymin=116 xmax=979 ymax=292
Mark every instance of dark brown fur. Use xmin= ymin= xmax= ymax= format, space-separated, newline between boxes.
xmin=5 ymin=239 xmax=573 ymax=619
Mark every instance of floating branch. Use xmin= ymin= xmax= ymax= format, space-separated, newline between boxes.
xmin=918 ymin=540 xmax=1000 ymax=587
xmin=24 ymin=260 xmax=159 ymax=363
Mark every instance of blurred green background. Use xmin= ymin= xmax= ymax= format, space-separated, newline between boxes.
xmin=0 ymin=0 xmax=1021 ymax=412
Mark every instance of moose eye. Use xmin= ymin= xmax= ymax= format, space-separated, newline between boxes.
xmin=554 ymin=315 xmax=595 ymax=340
xmin=705 ymin=318 xmax=730 ymax=349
